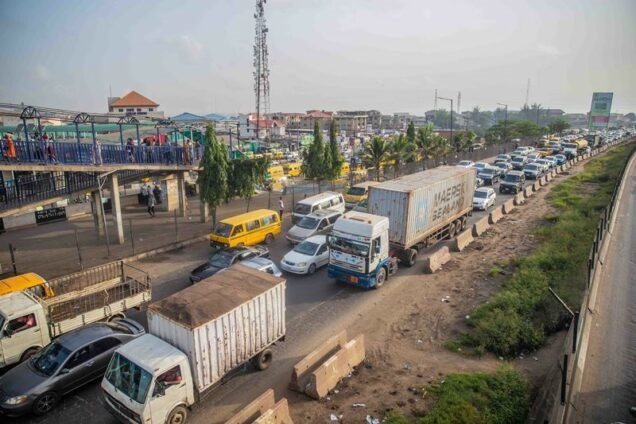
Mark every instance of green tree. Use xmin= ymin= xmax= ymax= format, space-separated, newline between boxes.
xmin=362 ymin=137 xmax=390 ymax=181
xmin=430 ymin=134 xmax=451 ymax=163
xmin=388 ymin=134 xmax=416 ymax=177
xmin=416 ymin=124 xmax=436 ymax=163
xmin=323 ymin=120 xmax=343 ymax=188
xmin=452 ymin=131 xmax=476 ymax=152
xmin=198 ymin=124 xmax=229 ymax=227
xmin=432 ymin=109 xmax=451 ymax=129
xmin=228 ymin=157 xmax=269 ymax=212
xmin=302 ymin=121 xmax=326 ymax=192
xmin=406 ymin=121 xmax=416 ymax=145
xmin=548 ymin=118 xmax=570 ymax=135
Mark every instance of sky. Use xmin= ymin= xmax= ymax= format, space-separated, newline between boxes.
xmin=1 ymin=0 xmax=635 ymax=116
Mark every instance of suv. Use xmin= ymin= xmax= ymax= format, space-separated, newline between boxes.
xmin=511 ymin=156 xmax=526 ymax=170
xmin=286 ymin=209 xmax=342 ymax=244
xmin=477 ymin=166 xmax=501 ymax=185
xmin=499 ymin=170 xmax=525 ymax=194
xmin=190 ymin=245 xmax=270 ymax=283
xmin=523 ymin=163 xmax=544 ymax=180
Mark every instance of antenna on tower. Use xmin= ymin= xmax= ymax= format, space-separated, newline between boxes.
xmin=434 ymin=89 xmax=438 ymax=109
xmin=524 ymin=78 xmax=530 ymax=107
xmin=457 ymin=91 xmax=461 ymax=114
xmin=253 ymin=0 xmax=271 ymax=142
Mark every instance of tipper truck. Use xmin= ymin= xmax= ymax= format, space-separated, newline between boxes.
xmin=0 ymin=261 xmax=151 ymax=368
xmin=327 ymin=166 xmax=475 ymax=289
xmin=562 ymin=138 xmax=588 ymax=158
xmin=101 ymin=264 xmax=286 ymax=424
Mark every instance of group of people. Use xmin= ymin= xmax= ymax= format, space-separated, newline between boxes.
xmin=140 ymin=184 xmax=163 ymax=217
xmin=2 ymin=132 xmax=59 ymax=164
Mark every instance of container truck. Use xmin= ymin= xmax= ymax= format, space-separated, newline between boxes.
xmin=327 ymin=166 xmax=475 ymax=289
xmin=0 ymin=261 xmax=150 ymax=368
xmin=562 ymin=139 xmax=588 ymax=158
xmin=101 ymin=264 xmax=286 ymax=424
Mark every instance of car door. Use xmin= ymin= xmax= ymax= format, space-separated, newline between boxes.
xmin=57 ymin=343 xmax=97 ymax=394
xmin=316 ymin=243 xmax=329 ymax=267
xmin=88 ymin=337 xmax=123 ymax=380
xmin=2 ymin=312 xmax=42 ymax=365
xmin=316 ymin=219 xmax=329 ymax=235
xmin=488 ymin=191 xmax=496 ymax=207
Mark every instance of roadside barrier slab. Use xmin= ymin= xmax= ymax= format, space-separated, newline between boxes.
xmin=488 ymin=206 xmax=504 ymax=224
xmin=502 ymin=199 xmax=515 ymax=214
xmin=451 ymin=228 xmax=474 ymax=252
xmin=472 ymin=216 xmax=490 ymax=237
xmin=423 ymin=245 xmax=452 ymax=273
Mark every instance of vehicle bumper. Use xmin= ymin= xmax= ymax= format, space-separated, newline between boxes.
xmin=280 ymin=262 xmax=309 ymax=274
xmin=345 ymin=202 xmax=357 ymax=209
xmin=524 ymin=174 xmax=538 ymax=179
xmin=209 ymin=241 xmax=228 ymax=249
xmin=499 ymin=185 xmax=518 ymax=193
xmin=285 ymin=235 xmax=303 ymax=245
xmin=103 ymin=393 xmax=143 ymax=424
xmin=328 ymin=265 xmax=376 ymax=289
xmin=472 ymin=203 xmax=487 ymax=210
xmin=0 ymin=400 xmax=33 ymax=417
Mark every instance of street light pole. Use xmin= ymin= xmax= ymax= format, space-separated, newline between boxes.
xmin=438 ymin=97 xmax=454 ymax=150
xmin=497 ymin=103 xmax=508 ymax=144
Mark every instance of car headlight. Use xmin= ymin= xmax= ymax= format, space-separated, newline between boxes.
xmin=4 ymin=395 xmax=28 ymax=405
xmin=297 ymin=262 xmax=307 ymax=267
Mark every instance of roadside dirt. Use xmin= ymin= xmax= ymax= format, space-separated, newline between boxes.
xmin=290 ymin=166 xmax=587 ymax=423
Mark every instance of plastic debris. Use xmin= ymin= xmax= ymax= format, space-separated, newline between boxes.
xmin=333 ymin=389 xmax=339 ymax=394
xmin=403 ymin=363 xmax=412 ymax=370
xmin=352 ymin=403 xmax=366 ymax=408
xmin=365 ymin=416 xmax=380 ymax=424
xmin=330 ymin=414 xmax=339 ymax=421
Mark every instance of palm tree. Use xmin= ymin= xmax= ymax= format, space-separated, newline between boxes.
xmin=362 ymin=137 xmax=390 ymax=181
xmin=415 ymin=124 xmax=435 ymax=169
xmin=388 ymin=134 xmax=416 ymax=177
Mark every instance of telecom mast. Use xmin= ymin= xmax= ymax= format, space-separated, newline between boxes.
xmin=253 ymin=0 xmax=270 ymax=141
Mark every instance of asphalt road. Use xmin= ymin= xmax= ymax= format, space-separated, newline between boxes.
xmin=576 ymin=155 xmax=636 ymax=423
xmin=5 ymin=161 xmax=529 ymax=424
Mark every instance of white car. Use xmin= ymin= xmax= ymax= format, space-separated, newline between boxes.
xmin=456 ymin=160 xmax=475 ymax=168
xmin=474 ymin=162 xmax=489 ymax=171
xmin=473 ymin=187 xmax=496 ymax=211
xmin=280 ymin=235 xmax=329 ymax=275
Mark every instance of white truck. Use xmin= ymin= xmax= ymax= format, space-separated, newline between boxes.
xmin=101 ymin=264 xmax=286 ymax=424
xmin=0 ymin=261 xmax=151 ymax=368
xmin=327 ymin=166 xmax=475 ymax=289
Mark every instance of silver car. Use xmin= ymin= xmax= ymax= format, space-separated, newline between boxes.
xmin=241 ymin=257 xmax=283 ymax=277
xmin=285 ymin=209 xmax=342 ymax=244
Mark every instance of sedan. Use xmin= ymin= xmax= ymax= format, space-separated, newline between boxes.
xmin=190 ymin=245 xmax=270 ymax=283
xmin=474 ymin=162 xmax=489 ymax=171
xmin=494 ymin=161 xmax=513 ymax=172
xmin=534 ymin=159 xmax=551 ymax=172
xmin=554 ymin=154 xmax=567 ymax=165
xmin=526 ymin=153 xmax=541 ymax=163
xmin=523 ymin=163 xmax=544 ymax=180
xmin=280 ymin=235 xmax=329 ymax=275
xmin=511 ymin=157 xmax=526 ymax=170
xmin=473 ymin=187 xmax=496 ymax=210
xmin=456 ymin=160 xmax=475 ymax=168
xmin=0 ymin=320 xmax=144 ymax=417
xmin=495 ymin=154 xmax=511 ymax=162
xmin=477 ymin=167 xmax=501 ymax=185
xmin=241 ymin=257 xmax=282 ymax=277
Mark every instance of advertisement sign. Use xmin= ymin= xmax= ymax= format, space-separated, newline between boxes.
xmin=588 ymin=92 xmax=613 ymax=129
xmin=35 ymin=207 xmax=67 ymax=224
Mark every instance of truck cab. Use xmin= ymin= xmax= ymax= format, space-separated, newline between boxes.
xmin=102 ymin=334 xmax=195 ymax=424
xmin=327 ymin=212 xmax=392 ymax=289
xmin=0 ymin=292 xmax=50 ymax=367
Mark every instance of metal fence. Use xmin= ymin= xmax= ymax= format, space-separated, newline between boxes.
xmin=528 ymin=139 xmax=633 ymax=423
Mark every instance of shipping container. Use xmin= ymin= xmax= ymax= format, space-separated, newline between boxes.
xmin=146 ymin=265 xmax=286 ymax=393
xmin=367 ymin=166 xmax=476 ymax=247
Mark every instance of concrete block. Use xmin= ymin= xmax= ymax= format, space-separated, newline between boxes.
xmin=502 ymin=199 xmax=515 ymax=214
xmin=289 ymin=330 xmax=347 ymax=393
xmin=451 ymin=228 xmax=474 ymax=252
xmin=523 ymin=185 xmax=534 ymax=198
xmin=226 ymin=389 xmax=275 ymax=424
xmin=545 ymin=174 xmax=552 ymax=182
xmin=472 ymin=216 xmax=490 ymax=237
xmin=253 ymin=399 xmax=294 ymax=424
xmin=513 ymin=193 xmax=525 ymax=206
xmin=423 ymin=246 xmax=452 ymax=273
xmin=305 ymin=334 xmax=365 ymax=400
xmin=488 ymin=206 xmax=504 ymax=224
xmin=540 ymin=176 xmax=549 ymax=186
xmin=3 ymin=212 xmax=37 ymax=230
xmin=532 ymin=182 xmax=541 ymax=191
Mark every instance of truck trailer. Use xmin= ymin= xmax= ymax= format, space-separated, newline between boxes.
xmin=101 ymin=264 xmax=286 ymax=424
xmin=327 ymin=166 xmax=475 ymax=289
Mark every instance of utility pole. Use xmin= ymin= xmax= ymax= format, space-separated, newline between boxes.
xmin=497 ymin=103 xmax=508 ymax=144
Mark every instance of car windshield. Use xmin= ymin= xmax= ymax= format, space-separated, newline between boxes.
xmin=105 ymin=352 xmax=153 ymax=404
xmin=213 ymin=222 xmax=232 ymax=238
xmin=209 ymin=251 xmax=235 ymax=268
xmin=474 ymin=191 xmax=488 ymax=199
xmin=327 ymin=235 xmax=369 ymax=256
xmin=495 ymin=163 xmax=507 ymax=169
xmin=481 ymin=168 xmax=496 ymax=175
xmin=294 ymin=241 xmax=319 ymax=256
xmin=475 ymin=163 xmax=486 ymax=168
xmin=525 ymin=164 xmax=539 ymax=170
xmin=294 ymin=203 xmax=311 ymax=214
xmin=297 ymin=216 xmax=320 ymax=230
xmin=504 ymin=174 xmax=521 ymax=182
xmin=458 ymin=161 xmax=471 ymax=166
xmin=30 ymin=341 xmax=71 ymax=376
xmin=347 ymin=187 xmax=366 ymax=196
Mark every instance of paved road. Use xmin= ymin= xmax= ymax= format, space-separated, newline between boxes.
xmin=576 ymin=156 xmax=636 ymax=423
xmin=5 ymin=161 xmax=529 ymax=423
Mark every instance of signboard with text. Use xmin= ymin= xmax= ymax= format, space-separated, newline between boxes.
xmin=35 ymin=207 xmax=67 ymax=225
xmin=588 ymin=92 xmax=613 ymax=129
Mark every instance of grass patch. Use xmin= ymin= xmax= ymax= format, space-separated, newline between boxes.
xmin=454 ymin=143 xmax=635 ymax=357
xmin=384 ymin=368 xmax=530 ymax=424
xmin=488 ymin=266 xmax=503 ymax=278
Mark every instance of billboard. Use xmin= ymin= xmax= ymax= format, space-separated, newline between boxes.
xmin=588 ymin=92 xmax=613 ymax=129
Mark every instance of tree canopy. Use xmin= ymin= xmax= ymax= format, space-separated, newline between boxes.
xmin=362 ymin=137 xmax=390 ymax=181
xmin=548 ymin=118 xmax=570 ymax=135
xmin=198 ymin=124 xmax=229 ymax=226
xmin=228 ymin=157 xmax=269 ymax=211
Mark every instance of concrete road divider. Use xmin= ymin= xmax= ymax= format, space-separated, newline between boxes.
xmin=533 ymin=181 xmax=541 ymax=191
xmin=502 ymin=199 xmax=515 ymax=214
xmin=540 ymin=175 xmax=549 ymax=185
xmin=472 ymin=215 xmax=490 ymax=236
xmin=423 ymin=245 xmax=452 ymax=273
xmin=524 ymin=185 xmax=534 ymax=198
xmin=555 ymin=166 xmax=562 ymax=174
xmin=514 ymin=192 xmax=525 ymax=205
xmin=545 ymin=173 xmax=552 ymax=182
xmin=289 ymin=330 xmax=347 ymax=393
xmin=488 ymin=205 xmax=504 ymax=224
xmin=226 ymin=389 xmax=293 ymax=424
xmin=304 ymin=334 xmax=365 ymax=399
xmin=451 ymin=228 xmax=474 ymax=252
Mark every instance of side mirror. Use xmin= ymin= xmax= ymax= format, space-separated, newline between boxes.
xmin=374 ymin=244 xmax=381 ymax=254
xmin=59 ymin=368 xmax=70 ymax=375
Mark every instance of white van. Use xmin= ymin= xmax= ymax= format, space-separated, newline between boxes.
xmin=292 ymin=191 xmax=345 ymax=224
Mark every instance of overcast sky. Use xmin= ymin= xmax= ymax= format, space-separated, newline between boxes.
xmin=1 ymin=0 xmax=634 ymax=116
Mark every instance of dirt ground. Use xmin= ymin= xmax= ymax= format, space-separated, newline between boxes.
xmin=289 ymin=167 xmax=586 ymax=423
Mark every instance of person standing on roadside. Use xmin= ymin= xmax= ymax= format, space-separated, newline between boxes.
xmin=147 ymin=191 xmax=156 ymax=217
xmin=278 ymin=197 xmax=284 ymax=220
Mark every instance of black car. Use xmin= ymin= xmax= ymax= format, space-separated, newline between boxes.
xmin=190 ymin=245 xmax=270 ymax=283
xmin=0 ymin=319 xmax=145 ymax=417
xmin=499 ymin=171 xmax=525 ymax=194
xmin=477 ymin=167 xmax=500 ymax=185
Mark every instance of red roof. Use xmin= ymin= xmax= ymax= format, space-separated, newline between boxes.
xmin=306 ymin=110 xmax=334 ymax=119
xmin=111 ymin=91 xmax=159 ymax=107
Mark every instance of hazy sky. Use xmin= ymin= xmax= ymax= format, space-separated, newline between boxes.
xmin=1 ymin=0 xmax=635 ymax=116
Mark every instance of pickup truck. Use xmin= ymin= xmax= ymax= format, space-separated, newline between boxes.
xmin=0 ymin=261 xmax=151 ymax=368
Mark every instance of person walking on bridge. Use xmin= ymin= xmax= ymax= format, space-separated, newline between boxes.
xmin=3 ymin=133 xmax=18 ymax=163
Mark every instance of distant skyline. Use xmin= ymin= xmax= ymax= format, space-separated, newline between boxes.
xmin=1 ymin=0 xmax=634 ymax=116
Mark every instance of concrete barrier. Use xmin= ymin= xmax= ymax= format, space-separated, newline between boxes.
xmin=488 ymin=206 xmax=504 ymax=224
xmin=545 ymin=173 xmax=552 ymax=182
xmin=305 ymin=334 xmax=366 ymax=400
xmin=226 ymin=389 xmax=276 ymax=424
xmin=253 ymin=399 xmax=294 ymax=424
xmin=423 ymin=245 xmax=452 ymax=273
xmin=289 ymin=330 xmax=347 ymax=393
xmin=502 ymin=199 xmax=515 ymax=214
xmin=524 ymin=185 xmax=534 ymax=198
xmin=472 ymin=215 xmax=490 ymax=237
xmin=540 ymin=175 xmax=549 ymax=185
xmin=514 ymin=192 xmax=525 ymax=205
xmin=451 ymin=228 xmax=474 ymax=252
xmin=532 ymin=181 xmax=541 ymax=191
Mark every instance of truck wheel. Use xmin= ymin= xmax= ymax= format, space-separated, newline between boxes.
xmin=21 ymin=347 xmax=41 ymax=362
xmin=460 ymin=217 xmax=467 ymax=230
xmin=448 ymin=222 xmax=457 ymax=238
xmin=32 ymin=392 xmax=58 ymax=416
xmin=374 ymin=267 xmax=387 ymax=289
xmin=264 ymin=233 xmax=274 ymax=245
xmin=404 ymin=249 xmax=417 ymax=267
xmin=254 ymin=348 xmax=273 ymax=370
xmin=166 ymin=406 xmax=188 ymax=424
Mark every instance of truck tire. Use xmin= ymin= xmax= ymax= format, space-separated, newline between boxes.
xmin=448 ymin=222 xmax=457 ymax=238
xmin=403 ymin=249 xmax=417 ymax=267
xmin=455 ymin=219 xmax=463 ymax=233
xmin=460 ymin=217 xmax=467 ymax=231
xmin=21 ymin=347 xmax=41 ymax=362
xmin=254 ymin=348 xmax=273 ymax=370
xmin=374 ymin=267 xmax=387 ymax=289
xmin=166 ymin=406 xmax=188 ymax=424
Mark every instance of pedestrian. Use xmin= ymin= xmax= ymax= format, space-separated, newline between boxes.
xmin=163 ymin=141 xmax=173 ymax=165
xmin=184 ymin=139 xmax=192 ymax=165
xmin=278 ymin=197 xmax=284 ymax=220
xmin=147 ymin=191 xmax=156 ymax=217
xmin=140 ymin=184 xmax=148 ymax=205
xmin=33 ymin=131 xmax=44 ymax=162
xmin=126 ymin=138 xmax=135 ymax=163
xmin=46 ymin=139 xmax=57 ymax=164
xmin=4 ymin=133 xmax=18 ymax=163
xmin=93 ymin=139 xmax=102 ymax=165
xmin=153 ymin=184 xmax=163 ymax=204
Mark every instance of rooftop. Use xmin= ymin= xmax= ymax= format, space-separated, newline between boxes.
xmin=111 ymin=91 xmax=159 ymax=108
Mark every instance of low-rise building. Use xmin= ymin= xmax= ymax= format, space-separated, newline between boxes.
xmin=107 ymin=91 xmax=164 ymax=119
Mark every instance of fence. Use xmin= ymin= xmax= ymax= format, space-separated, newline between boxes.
xmin=528 ymin=138 xmax=634 ymax=423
